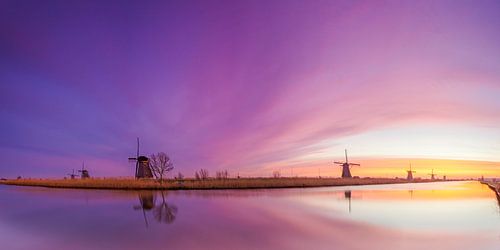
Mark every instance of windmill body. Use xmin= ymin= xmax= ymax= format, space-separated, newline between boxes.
xmin=67 ymin=169 xmax=78 ymax=180
xmin=78 ymin=162 xmax=90 ymax=179
xmin=341 ymin=163 xmax=352 ymax=178
xmin=406 ymin=162 xmax=415 ymax=181
xmin=128 ymin=138 xmax=154 ymax=179
xmin=137 ymin=156 xmax=153 ymax=178
xmin=334 ymin=150 xmax=360 ymax=178
xmin=406 ymin=171 xmax=414 ymax=181
xmin=80 ymin=170 xmax=90 ymax=179
xmin=428 ymin=169 xmax=436 ymax=180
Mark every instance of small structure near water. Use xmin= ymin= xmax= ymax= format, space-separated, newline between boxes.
xmin=334 ymin=149 xmax=360 ymax=178
xmin=67 ymin=169 xmax=78 ymax=179
xmin=428 ymin=169 xmax=436 ymax=180
xmin=406 ymin=162 xmax=415 ymax=181
xmin=128 ymin=138 xmax=154 ymax=179
xmin=78 ymin=162 xmax=90 ymax=179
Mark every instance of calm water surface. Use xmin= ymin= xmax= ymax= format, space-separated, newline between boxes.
xmin=0 ymin=181 xmax=498 ymax=250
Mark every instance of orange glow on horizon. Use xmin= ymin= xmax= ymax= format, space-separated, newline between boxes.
xmin=259 ymin=158 xmax=500 ymax=179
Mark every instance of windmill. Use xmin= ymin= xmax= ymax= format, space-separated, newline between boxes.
xmin=428 ymin=169 xmax=436 ymax=180
xmin=344 ymin=190 xmax=352 ymax=213
xmin=334 ymin=149 xmax=360 ymax=178
xmin=406 ymin=161 xmax=416 ymax=181
xmin=128 ymin=137 xmax=154 ymax=179
xmin=78 ymin=162 xmax=90 ymax=179
xmin=67 ymin=169 xmax=78 ymax=180
xmin=133 ymin=191 xmax=156 ymax=228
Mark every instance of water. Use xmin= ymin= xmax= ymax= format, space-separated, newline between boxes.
xmin=0 ymin=181 xmax=498 ymax=250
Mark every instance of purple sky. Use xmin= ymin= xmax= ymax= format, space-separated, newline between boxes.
xmin=1 ymin=0 xmax=500 ymax=178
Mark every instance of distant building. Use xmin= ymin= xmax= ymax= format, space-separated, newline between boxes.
xmin=80 ymin=169 xmax=90 ymax=179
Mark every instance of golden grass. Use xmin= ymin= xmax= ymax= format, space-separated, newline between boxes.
xmin=0 ymin=177 xmax=443 ymax=190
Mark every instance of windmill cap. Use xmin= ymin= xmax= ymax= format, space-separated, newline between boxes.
xmin=137 ymin=156 xmax=149 ymax=161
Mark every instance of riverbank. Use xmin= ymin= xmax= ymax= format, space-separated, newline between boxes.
xmin=481 ymin=181 xmax=500 ymax=196
xmin=0 ymin=177 xmax=448 ymax=190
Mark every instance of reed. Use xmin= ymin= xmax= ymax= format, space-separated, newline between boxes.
xmin=0 ymin=177 xmax=442 ymax=190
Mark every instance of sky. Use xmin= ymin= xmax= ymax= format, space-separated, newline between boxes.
xmin=1 ymin=0 xmax=500 ymax=179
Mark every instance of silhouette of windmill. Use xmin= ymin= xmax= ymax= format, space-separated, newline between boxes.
xmin=406 ymin=161 xmax=416 ymax=181
xmin=133 ymin=191 xmax=156 ymax=228
xmin=344 ymin=190 xmax=352 ymax=213
xmin=78 ymin=162 xmax=90 ymax=179
xmin=128 ymin=138 xmax=153 ymax=179
xmin=428 ymin=169 xmax=436 ymax=180
xmin=408 ymin=189 xmax=414 ymax=199
xmin=67 ymin=169 xmax=78 ymax=179
xmin=334 ymin=149 xmax=360 ymax=178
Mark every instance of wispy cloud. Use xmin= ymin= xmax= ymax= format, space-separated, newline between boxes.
xmin=1 ymin=0 xmax=499 ymax=177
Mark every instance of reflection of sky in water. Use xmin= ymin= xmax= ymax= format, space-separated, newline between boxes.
xmin=297 ymin=182 xmax=500 ymax=231
xmin=0 ymin=181 xmax=498 ymax=250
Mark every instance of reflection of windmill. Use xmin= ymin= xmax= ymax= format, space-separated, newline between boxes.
xmin=428 ymin=169 xmax=436 ymax=180
xmin=78 ymin=162 xmax=90 ymax=179
xmin=128 ymin=137 xmax=154 ymax=179
xmin=67 ymin=169 xmax=78 ymax=179
xmin=406 ymin=161 xmax=415 ymax=181
xmin=133 ymin=191 xmax=156 ymax=227
xmin=153 ymin=191 xmax=178 ymax=224
xmin=334 ymin=149 xmax=360 ymax=178
xmin=344 ymin=190 xmax=352 ymax=213
xmin=408 ymin=189 xmax=414 ymax=199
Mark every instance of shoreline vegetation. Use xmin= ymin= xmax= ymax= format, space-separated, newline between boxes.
xmin=0 ymin=177 xmax=453 ymax=191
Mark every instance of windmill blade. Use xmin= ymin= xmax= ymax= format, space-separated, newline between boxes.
xmin=345 ymin=149 xmax=348 ymax=164
xmin=137 ymin=137 xmax=140 ymax=158
xmin=350 ymin=163 xmax=360 ymax=166
xmin=334 ymin=161 xmax=345 ymax=165
xmin=136 ymin=161 xmax=139 ymax=178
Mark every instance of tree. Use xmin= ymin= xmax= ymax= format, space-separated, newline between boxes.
xmin=195 ymin=169 xmax=209 ymax=180
xmin=176 ymin=172 xmax=184 ymax=180
xmin=149 ymin=152 xmax=174 ymax=183
xmin=216 ymin=170 xmax=229 ymax=180
xmin=272 ymin=170 xmax=281 ymax=178
xmin=153 ymin=191 xmax=178 ymax=224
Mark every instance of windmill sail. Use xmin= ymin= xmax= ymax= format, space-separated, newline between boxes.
xmin=129 ymin=138 xmax=154 ymax=179
xmin=406 ymin=161 xmax=415 ymax=181
xmin=334 ymin=149 xmax=360 ymax=178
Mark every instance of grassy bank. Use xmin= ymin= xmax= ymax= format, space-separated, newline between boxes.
xmin=0 ymin=177 xmax=445 ymax=190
